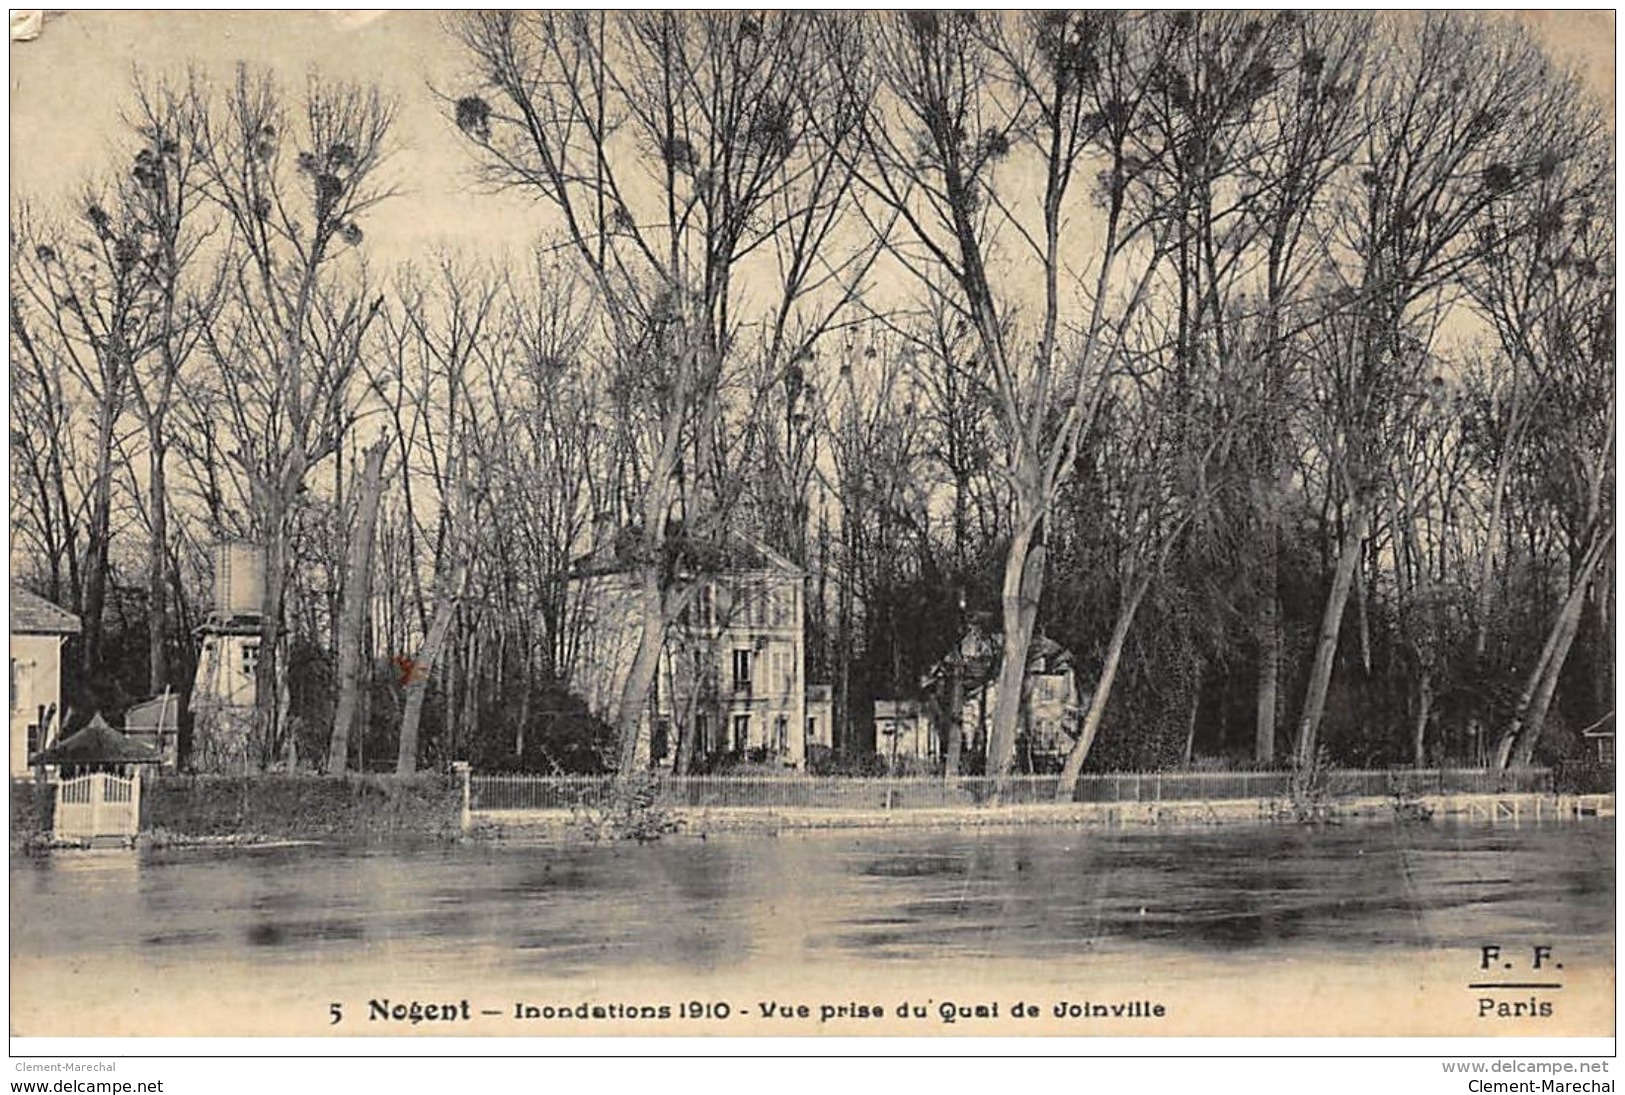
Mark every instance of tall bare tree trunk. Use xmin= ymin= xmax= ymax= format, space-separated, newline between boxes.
xmin=1293 ymin=506 xmax=1370 ymax=768
xmin=256 ymin=489 xmax=294 ymax=768
xmin=674 ymin=716 xmax=695 ymax=775
xmin=1412 ymin=673 xmax=1435 ymax=769
xmin=988 ymin=521 xmax=1043 ymax=792
xmin=614 ymin=566 xmax=667 ymax=776
xmin=1496 ymin=530 xmax=1612 ymax=770
xmin=1057 ymin=573 xmax=1151 ymax=799
xmin=328 ymin=439 xmax=388 ymax=774
xmin=396 ymin=560 xmax=465 ymax=775
xmin=1182 ymin=654 xmax=1203 ymax=767
xmin=81 ymin=403 xmax=118 ymax=679
xmin=1255 ymin=507 xmax=1282 ymax=765
xmin=1475 ymin=449 xmax=1516 ymax=660
xmin=942 ymin=665 xmax=964 ymax=779
xmin=146 ymin=434 xmax=170 ymax=695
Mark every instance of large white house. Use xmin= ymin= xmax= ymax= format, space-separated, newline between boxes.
xmin=571 ymin=534 xmax=808 ymax=770
xmin=9 ymin=587 xmax=80 ymax=776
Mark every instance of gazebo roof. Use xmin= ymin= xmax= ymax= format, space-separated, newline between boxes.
xmin=30 ymin=713 xmax=162 ymax=766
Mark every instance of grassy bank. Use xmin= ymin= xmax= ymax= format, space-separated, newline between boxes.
xmin=9 ymin=779 xmax=55 ymax=838
xmin=140 ymin=773 xmax=463 ymax=842
xmin=10 ymin=773 xmax=463 ymax=850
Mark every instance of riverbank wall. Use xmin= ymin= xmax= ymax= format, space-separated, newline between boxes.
xmin=13 ymin=776 xmax=1611 ymax=848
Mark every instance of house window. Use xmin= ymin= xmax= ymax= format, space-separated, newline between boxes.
xmin=696 ymin=713 xmax=711 ymax=754
xmin=776 ymin=715 xmax=789 ymax=753
xmin=807 ymin=716 xmax=817 ymax=745
xmin=733 ymin=713 xmax=751 ymax=752
xmin=732 ymin=649 xmax=752 ymax=693
xmin=699 ymin=585 xmax=715 ymax=628
xmin=241 ymin=641 xmax=260 ymax=678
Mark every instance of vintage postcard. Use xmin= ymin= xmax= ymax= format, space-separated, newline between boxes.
xmin=8 ymin=10 xmax=1615 ymax=1045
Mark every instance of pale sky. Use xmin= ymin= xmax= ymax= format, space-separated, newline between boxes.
xmin=8 ymin=9 xmax=544 ymax=267
xmin=9 ymin=9 xmax=1615 ymax=275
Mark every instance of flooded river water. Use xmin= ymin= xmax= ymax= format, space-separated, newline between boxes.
xmin=11 ymin=818 xmax=1613 ymax=1037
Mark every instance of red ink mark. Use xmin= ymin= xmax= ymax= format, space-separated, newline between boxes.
xmin=393 ymin=654 xmax=428 ymax=687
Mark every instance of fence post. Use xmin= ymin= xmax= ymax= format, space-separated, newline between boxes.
xmin=453 ymin=762 xmax=471 ymax=833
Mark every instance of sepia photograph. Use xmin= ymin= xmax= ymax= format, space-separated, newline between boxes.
xmin=7 ymin=7 xmax=1615 ymax=1057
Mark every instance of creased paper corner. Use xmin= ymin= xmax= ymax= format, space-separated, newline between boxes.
xmin=10 ymin=10 xmax=44 ymax=42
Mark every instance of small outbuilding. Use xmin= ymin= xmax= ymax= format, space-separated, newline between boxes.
xmin=32 ymin=712 xmax=164 ymax=775
xmin=31 ymin=713 xmax=161 ymax=842
xmin=124 ymin=690 xmax=182 ymax=772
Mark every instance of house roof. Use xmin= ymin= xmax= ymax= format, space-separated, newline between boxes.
xmin=571 ymin=524 xmax=802 ymax=580
xmin=30 ymin=713 xmax=162 ymax=766
xmin=10 ymin=587 xmax=81 ymax=635
xmin=920 ymin=628 xmax=1074 ymax=691
xmin=124 ymin=692 xmax=181 ymax=732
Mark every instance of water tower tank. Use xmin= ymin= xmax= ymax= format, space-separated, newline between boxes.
xmin=213 ymin=542 xmax=265 ymax=619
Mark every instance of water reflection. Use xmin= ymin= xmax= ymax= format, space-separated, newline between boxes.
xmin=11 ymin=820 xmax=1613 ymax=980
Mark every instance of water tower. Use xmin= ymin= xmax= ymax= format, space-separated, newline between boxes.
xmin=212 ymin=541 xmax=265 ymax=622
xmin=189 ymin=541 xmax=267 ymax=772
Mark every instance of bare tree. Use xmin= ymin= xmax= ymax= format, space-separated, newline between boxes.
xmin=118 ymin=74 xmax=222 ymax=695
xmin=326 ymin=434 xmax=388 ymax=773
xmin=449 ymin=11 xmax=871 ymax=776
xmin=1230 ymin=12 xmax=1372 ymax=763
xmin=9 ymin=268 xmax=85 ymax=609
xmin=361 ymin=258 xmax=500 ymax=774
xmin=844 ymin=11 xmax=1181 ymax=792
xmin=1290 ymin=12 xmax=1590 ymax=770
xmin=10 ymin=197 xmax=147 ymax=682
xmin=1053 ymin=325 xmax=1225 ymax=795
xmin=193 ymin=66 xmax=395 ymax=766
xmin=1469 ymin=145 xmax=1614 ymax=768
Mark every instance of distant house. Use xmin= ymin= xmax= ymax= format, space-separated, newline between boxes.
xmin=1583 ymin=722 xmax=1614 ymax=768
xmin=924 ymin=626 xmax=1083 ymax=770
xmin=9 ymin=587 xmax=81 ymax=777
xmin=570 ymin=531 xmax=808 ymax=770
xmin=874 ymin=699 xmax=932 ymax=765
xmin=805 ymin=685 xmax=833 ymax=754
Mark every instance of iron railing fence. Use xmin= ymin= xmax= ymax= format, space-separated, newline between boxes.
xmin=469 ymin=768 xmax=1554 ymax=813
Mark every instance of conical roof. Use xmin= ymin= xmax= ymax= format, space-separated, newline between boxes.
xmin=30 ymin=713 xmax=162 ymax=766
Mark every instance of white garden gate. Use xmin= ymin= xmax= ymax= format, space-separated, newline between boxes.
xmin=54 ymin=773 xmax=141 ymax=841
